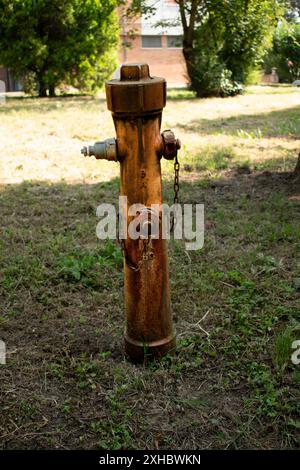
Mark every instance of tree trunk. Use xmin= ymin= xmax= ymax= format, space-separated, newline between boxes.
xmin=179 ymin=0 xmax=199 ymax=91
xmin=294 ymin=152 xmax=300 ymax=175
xmin=49 ymin=83 xmax=56 ymax=97
xmin=38 ymin=77 xmax=47 ymax=97
xmin=183 ymin=46 xmax=206 ymax=97
xmin=183 ymin=46 xmax=195 ymax=80
xmin=183 ymin=45 xmax=197 ymax=88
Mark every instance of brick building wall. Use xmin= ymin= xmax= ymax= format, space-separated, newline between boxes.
xmin=119 ymin=0 xmax=188 ymax=87
xmin=119 ymin=34 xmax=187 ymax=86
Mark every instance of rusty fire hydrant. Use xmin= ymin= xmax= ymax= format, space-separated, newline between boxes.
xmin=81 ymin=64 xmax=180 ymax=362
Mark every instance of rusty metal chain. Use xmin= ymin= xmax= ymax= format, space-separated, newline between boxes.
xmin=117 ymin=211 xmax=154 ymax=272
xmin=161 ymin=129 xmax=180 ymax=233
xmin=119 ymin=237 xmax=152 ymax=272
xmin=170 ymin=152 xmax=180 ymax=232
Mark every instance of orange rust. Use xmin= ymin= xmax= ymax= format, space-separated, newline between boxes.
xmin=105 ymin=64 xmax=176 ymax=362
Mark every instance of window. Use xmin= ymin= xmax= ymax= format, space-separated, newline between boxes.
xmin=142 ymin=36 xmax=162 ymax=48
xmin=167 ymin=36 xmax=183 ymax=48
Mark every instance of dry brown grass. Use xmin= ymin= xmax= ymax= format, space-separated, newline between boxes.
xmin=1 ymin=85 xmax=299 ymax=185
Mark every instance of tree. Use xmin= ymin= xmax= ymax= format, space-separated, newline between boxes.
xmin=294 ymin=152 xmax=300 ymax=175
xmin=128 ymin=0 xmax=283 ymax=96
xmin=0 ymin=0 xmax=119 ymax=97
xmin=275 ymin=22 xmax=300 ymax=81
xmin=265 ymin=22 xmax=300 ymax=82
xmin=180 ymin=0 xmax=283 ymax=95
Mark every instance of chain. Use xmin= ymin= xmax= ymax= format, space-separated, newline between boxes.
xmin=119 ymin=237 xmax=152 ymax=272
xmin=117 ymin=211 xmax=153 ymax=272
xmin=170 ymin=152 xmax=180 ymax=232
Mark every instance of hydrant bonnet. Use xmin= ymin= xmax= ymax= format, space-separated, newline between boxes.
xmin=106 ymin=63 xmax=166 ymax=114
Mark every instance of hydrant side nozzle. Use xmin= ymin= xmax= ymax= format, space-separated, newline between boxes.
xmin=161 ymin=129 xmax=181 ymax=160
xmin=81 ymin=138 xmax=117 ymax=161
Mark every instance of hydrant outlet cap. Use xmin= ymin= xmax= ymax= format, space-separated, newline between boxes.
xmin=120 ymin=63 xmax=150 ymax=81
xmin=106 ymin=63 xmax=166 ymax=114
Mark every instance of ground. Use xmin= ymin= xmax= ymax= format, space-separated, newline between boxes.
xmin=0 ymin=85 xmax=299 ymax=449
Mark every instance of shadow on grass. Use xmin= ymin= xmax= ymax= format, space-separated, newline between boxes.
xmin=176 ymin=105 xmax=300 ymax=139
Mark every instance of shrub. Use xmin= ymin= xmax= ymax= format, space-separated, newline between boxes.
xmin=264 ymin=22 xmax=300 ymax=83
xmin=190 ymin=42 xmax=243 ymax=98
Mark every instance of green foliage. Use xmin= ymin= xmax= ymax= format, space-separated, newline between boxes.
xmin=58 ymin=241 xmax=122 ymax=287
xmin=264 ymin=22 xmax=300 ymax=82
xmin=126 ymin=1 xmax=281 ymax=96
xmin=273 ymin=321 xmax=300 ymax=372
xmin=216 ymin=0 xmax=281 ymax=83
xmin=189 ymin=0 xmax=281 ymax=96
xmin=248 ymin=362 xmax=280 ymax=418
xmin=192 ymin=61 xmax=243 ymax=98
xmin=188 ymin=29 xmax=243 ymax=97
xmin=0 ymin=0 xmax=119 ymax=96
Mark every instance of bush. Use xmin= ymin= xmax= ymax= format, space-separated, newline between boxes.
xmin=264 ymin=22 xmax=300 ymax=83
xmin=0 ymin=0 xmax=119 ymax=97
xmin=187 ymin=0 xmax=278 ymax=97
xmin=22 ymin=72 xmax=38 ymax=95
xmin=189 ymin=48 xmax=243 ymax=98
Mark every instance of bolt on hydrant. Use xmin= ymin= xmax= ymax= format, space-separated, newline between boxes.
xmin=81 ymin=64 xmax=181 ymax=362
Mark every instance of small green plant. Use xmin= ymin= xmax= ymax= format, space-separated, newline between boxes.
xmin=61 ymin=401 xmax=72 ymax=414
xmin=248 ymin=362 xmax=280 ymax=418
xmin=273 ymin=322 xmax=300 ymax=372
xmin=57 ymin=241 xmax=122 ymax=286
xmin=19 ymin=400 xmax=36 ymax=418
xmin=95 ymin=423 xmax=132 ymax=450
xmin=274 ymin=328 xmax=294 ymax=372
xmin=74 ymin=358 xmax=103 ymax=390
xmin=237 ymin=128 xmax=263 ymax=139
xmin=48 ymin=362 xmax=65 ymax=380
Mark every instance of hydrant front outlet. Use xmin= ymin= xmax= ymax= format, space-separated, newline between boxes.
xmin=82 ymin=63 xmax=180 ymax=363
xmin=81 ymin=138 xmax=117 ymax=161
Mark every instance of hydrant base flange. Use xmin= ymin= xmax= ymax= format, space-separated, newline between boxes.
xmin=124 ymin=334 xmax=176 ymax=363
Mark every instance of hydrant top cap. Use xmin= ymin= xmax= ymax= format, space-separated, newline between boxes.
xmin=106 ymin=63 xmax=166 ymax=114
xmin=120 ymin=63 xmax=150 ymax=82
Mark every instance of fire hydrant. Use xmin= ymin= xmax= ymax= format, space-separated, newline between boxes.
xmin=81 ymin=63 xmax=180 ymax=362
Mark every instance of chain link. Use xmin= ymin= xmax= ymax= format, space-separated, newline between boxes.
xmin=117 ymin=211 xmax=154 ymax=272
xmin=119 ymin=237 xmax=152 ymax=272
xmin=170 ymin=152 xmax=180 ymax=232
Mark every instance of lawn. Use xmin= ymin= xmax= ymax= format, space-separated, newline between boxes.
xmin=0 ymin=85 xmax=300 ymax=449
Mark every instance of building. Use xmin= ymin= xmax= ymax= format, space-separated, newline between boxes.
xmin=261 ymin=68 xmax=279 ymax=84
xmin=0 ymin=67 xmax=22 ymax=92
xmin=0 ymin=67 xmax=12 ymax=92
xmin=119 ymin=0 xmax=187 ymax=87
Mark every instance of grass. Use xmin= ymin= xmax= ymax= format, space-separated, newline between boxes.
xmin=0 ymin=85 xmax=300 ymax=449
